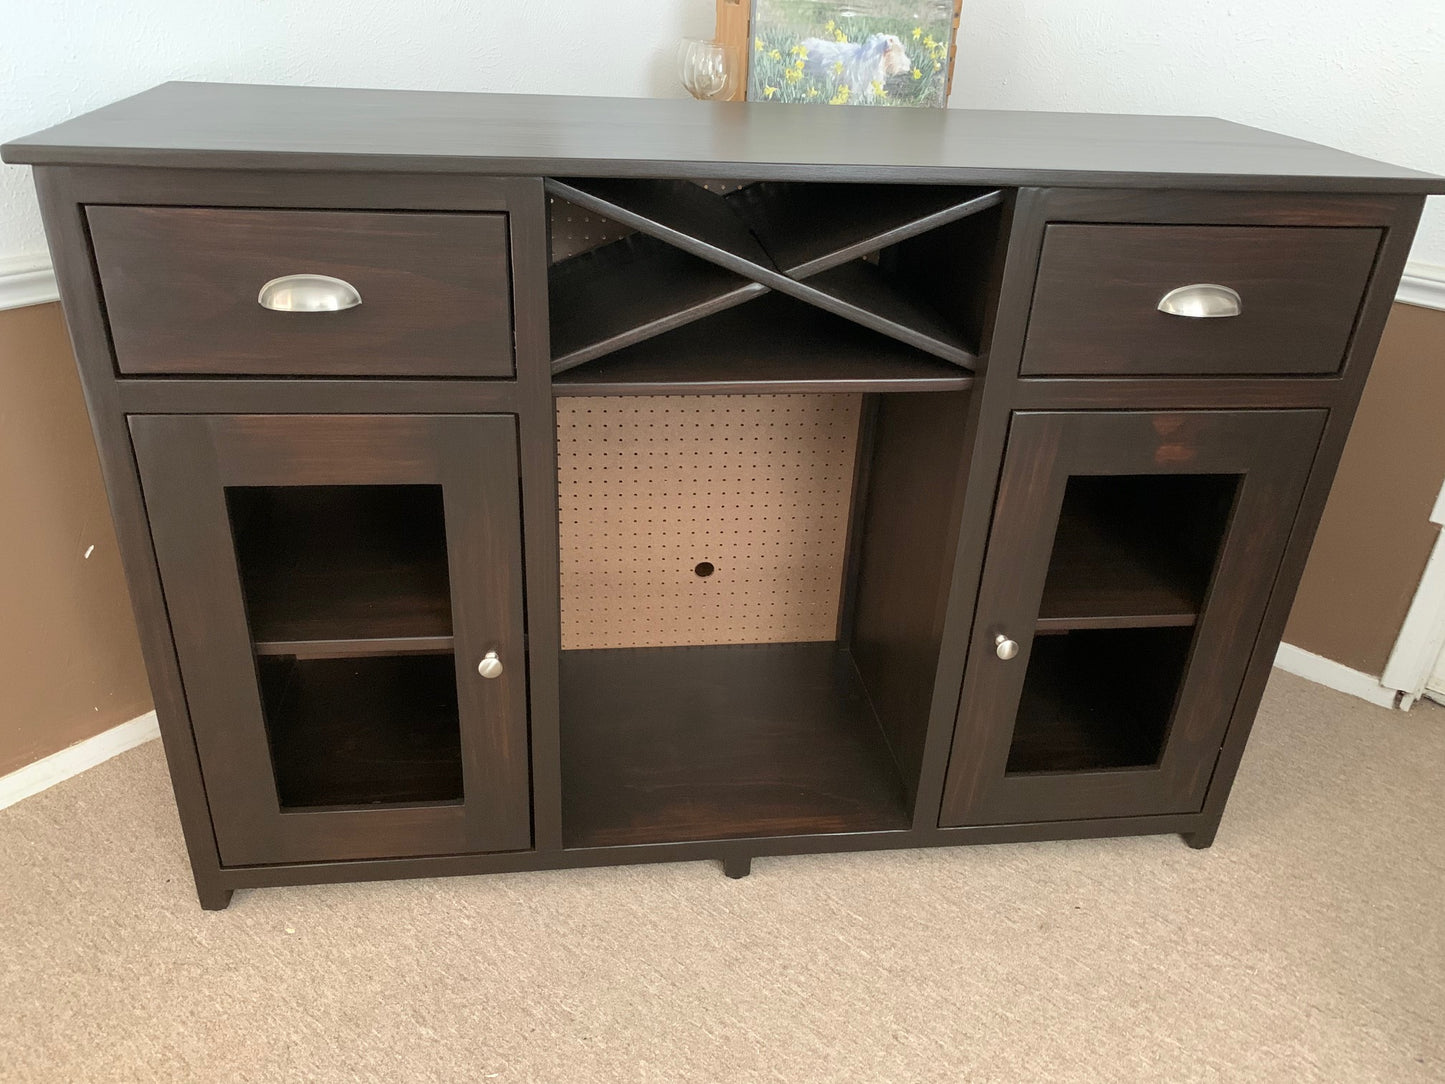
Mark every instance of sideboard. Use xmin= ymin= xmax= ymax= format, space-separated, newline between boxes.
xmin=5 ymin=82 xmax=1440 ymax=909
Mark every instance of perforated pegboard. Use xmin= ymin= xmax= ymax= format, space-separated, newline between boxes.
xmin=548 ymin=198 xmax=634 ymax=263
xmin=557 ymin=395 xmax=862 ymax=650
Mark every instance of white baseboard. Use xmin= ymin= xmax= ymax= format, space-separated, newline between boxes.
xmin=0 ymin=253 xmax=60 ymax=312
xmin=0 ymin=711 xmax=159 ymax=812
xmin=1396 ymin=262 xmax=1445 ymax=312
xmin=1273 ymin=643 xmax=1399 ymax=709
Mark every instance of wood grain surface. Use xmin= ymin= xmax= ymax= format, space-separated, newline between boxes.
xmin=89 ymin=206 xmax=514 ymax=377
xmin=6 ymin=82 xmax=1441 ymax=193
xmin=1022 ymin=224 xmax=1381 ymax=376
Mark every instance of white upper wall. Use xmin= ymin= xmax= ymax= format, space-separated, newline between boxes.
xmin=1 ymin=0 xmax=1440 ymax=268
xmin=0 ymin=0 xmax=715 ymax=262
xmin=954 ymin=0 xmax=1444 ymax=269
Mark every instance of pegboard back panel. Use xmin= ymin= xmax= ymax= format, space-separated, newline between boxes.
xmin=558 ymin=394 xmax=861 ymax=650
xmin=548 ymin=197 xmax=634 ymax=262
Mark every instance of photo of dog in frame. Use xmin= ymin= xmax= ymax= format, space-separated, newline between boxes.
xmin=748 ymin=0 xmax=956 ymax=107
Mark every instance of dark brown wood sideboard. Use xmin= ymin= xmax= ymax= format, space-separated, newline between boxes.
xmin=5 ymin=82 xmax=1441 ymax=909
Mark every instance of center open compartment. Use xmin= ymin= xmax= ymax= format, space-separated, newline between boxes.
xmin=556 ymin=390 xmax=972 ymax=848
xmin=548 ymin=177 xmax=1001 ymax=848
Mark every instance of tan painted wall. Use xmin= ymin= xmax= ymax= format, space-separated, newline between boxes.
xmin=1285 ymin=302 xmax=1445 ymax=676
xmin=0 ymin=302 xmax=151 ymax=775
xmin=0 ymin=296 xmax=1438 ymax=775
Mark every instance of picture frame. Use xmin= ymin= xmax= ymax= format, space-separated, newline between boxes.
xmin=740 ymin=0 xmax=961 ymax=106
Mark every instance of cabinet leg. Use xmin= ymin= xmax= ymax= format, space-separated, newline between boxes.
xmin=1183 ymin=820 xmax=1220 ymax=850
xmin=722 ymin=854 xmax=752 ymax=879
xmin=197 ymin=882 xmax=235 ymax=910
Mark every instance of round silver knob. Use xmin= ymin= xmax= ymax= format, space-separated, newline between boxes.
xmin=477 ymin=651 xmax=504 ymax=679
xmin=994 ymin=633 xmax=1019 ymax=661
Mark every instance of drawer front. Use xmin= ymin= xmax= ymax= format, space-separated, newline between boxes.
xmin=1021 ymin=224 xmax=1380 ymax=377
xmin=88 ymin=206 xmax=514 ymax=377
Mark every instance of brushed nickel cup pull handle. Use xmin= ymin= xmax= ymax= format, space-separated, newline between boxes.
xmin=1157 ymin=283 xmax=1242 ymax=318
xmin=477 ymin=651 xmax=504 ymax=679
xmin=257 ymin=274 xmax=362 ymax=312
xmin=994 ymin=633 xmax=1019 ymax=661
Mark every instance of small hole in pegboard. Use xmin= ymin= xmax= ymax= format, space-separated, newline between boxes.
xmin=695 ymin=561 xmax=715 ymax=578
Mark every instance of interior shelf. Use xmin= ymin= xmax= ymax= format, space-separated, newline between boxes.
xmin=546 ymin=176 xmax=999 ymax=376
xmin=801 ymin=259 xmax=975 ymax=363
xmin=559 ymin=642 xmax=912 ymax=848
xmin=227 ymin=485 xmax=454 ymax=658
xmin=1036 ymin=474 xmax=1239 ymax=632
xmin=552 ymin=294 xmax=975 ymax=395
xmin=1006 ymin=628 xmax=1192 ymax=774
xmin=550 ymin=234 xmax=766 ymax=372
xmin=257 ymin=652 xmax=464 ymax=809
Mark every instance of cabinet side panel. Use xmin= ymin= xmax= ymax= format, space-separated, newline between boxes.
xmin=849 ymin=390 xmax=973 ymax=800
xmin=1193 ymin=195 xmax=1428 ymax=844
xmin=32 ymin=167 xmax=231 ymax=908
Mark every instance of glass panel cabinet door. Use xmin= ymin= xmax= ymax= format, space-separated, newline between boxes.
xmin=131 ymin=414 xmax=530 ymax=865
xmin=940 ymin=409 xmax=1326 ymax=826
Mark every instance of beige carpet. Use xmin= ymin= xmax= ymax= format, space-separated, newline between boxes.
xmin=1 ymin=669 xmax=1441 ymax=1083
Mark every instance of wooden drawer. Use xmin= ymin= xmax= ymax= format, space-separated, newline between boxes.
xmin=1020 ymin=224 xmax=1381 ymax=377
xmin=87 ymin=206 xmax=514 ymax=377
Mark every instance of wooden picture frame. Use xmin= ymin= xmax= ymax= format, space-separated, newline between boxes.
xmin=719 ymin=0 xmax=963 ymax=105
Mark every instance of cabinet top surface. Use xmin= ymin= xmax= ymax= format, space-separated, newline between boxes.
xmin=4 ymin=81 xmax=1442 ymax=193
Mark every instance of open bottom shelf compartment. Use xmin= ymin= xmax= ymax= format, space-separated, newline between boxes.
xmin=560 ymin=642 xmax=911 ymax=848
xmin=555 ymin=389 xmax=975 ymax=848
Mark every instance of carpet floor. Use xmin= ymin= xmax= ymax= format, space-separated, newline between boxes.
xmin=1 ymin=669 xmax=1442 ymax=1082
